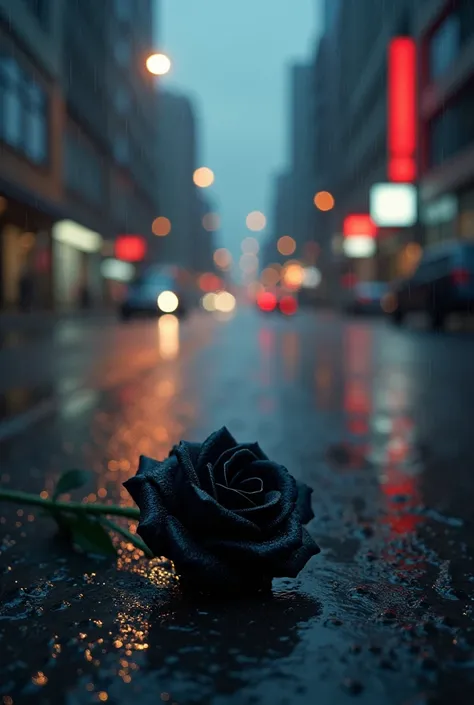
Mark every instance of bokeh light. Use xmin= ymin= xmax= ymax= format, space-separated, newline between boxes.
xmin=302 ymin=266 xmax=322 ymax=289
xmin=314 ymin=191 xmax=335 ymax=211
xmin=202 ymin=213 xmax=220 ymax=231
xmin=213 ymin=248 xmax=232 ymax=270
xmin=257 ymin=291 xmax=277 ymax=312
xmin=239 ymin=253 xmax=259 ymax=273
xmin=152 ymin=216 xmax=171 ymax=237
xmin=241 ymin=237 xmax=259 ymax=255
xmin=246 ymin=211 xmax=266 ymax=231
xmin=247 ymin=281 xmax=264 ymax=298
xmin=146 ymin=53 xmax=171 ymax=76
xmin=282 ymin=262 xmax=304 ymax=290
xmin=279 ymin=295 xmax=298 ymax=316
xmin=214 ymin=291 xmax=236 ymax=313
xmin=261 ymin=266 xmax=280 ymax=287
xmin=193 ymin=167 xmax=215 ymax=188
xmin=201 ymin=292 xmax=217 ymax=312
xmin=157 ymin=290 xmax=179 ymax=313
xmin=198 ymin=272 xmax=222 ymax=292
xmin=277 ymin=236 xmax=296 ymax=256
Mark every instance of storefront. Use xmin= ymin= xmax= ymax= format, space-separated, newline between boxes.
xmin=52 ymin=220 xmax=103 ymax=310
xmin=0 ymin=193 xmax=54 ymax=311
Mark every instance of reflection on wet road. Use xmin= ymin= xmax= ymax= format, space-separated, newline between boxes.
xmin=1 ymin=309 xmax=474 ymax=704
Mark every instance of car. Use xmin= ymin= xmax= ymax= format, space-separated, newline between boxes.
xmin=388 ymin=241 xmax=474 ymax=329
xmin=344 ymin=281 xmax=388 ymax=315
xmin=120 ymin=266 xmax=190 ymax=320
xmin=256 ymin=289 xmax=299 ymax=316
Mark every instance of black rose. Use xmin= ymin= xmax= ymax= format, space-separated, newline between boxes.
xmin=124 ymin=427 xmax=320 ymax=593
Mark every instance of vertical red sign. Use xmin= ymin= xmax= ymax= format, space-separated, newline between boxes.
xmin=388 ymin=37 xmax=417 ymax=183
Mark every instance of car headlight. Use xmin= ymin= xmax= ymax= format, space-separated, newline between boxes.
xmin=157 ymin=290 xmax=179 ymax=313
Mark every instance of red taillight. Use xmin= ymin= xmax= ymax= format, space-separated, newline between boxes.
xmin=279 ymin=296 xmax=298 ymax=316
xmin=257 ymin=291 xmax=277 ymax=312
xmin=451 ymin=268 xmax=470 ymax=286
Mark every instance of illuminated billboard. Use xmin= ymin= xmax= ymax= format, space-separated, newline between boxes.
xmin=370 ymin=183 xmax=417 ymax=227
xmin=388 ymin=38 xmax=417 ymax=183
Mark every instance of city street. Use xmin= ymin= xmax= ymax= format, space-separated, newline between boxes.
xmin=1 ymin=308 xmax=474 ymax=705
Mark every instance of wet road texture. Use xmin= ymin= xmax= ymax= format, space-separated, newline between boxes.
xmin=1 ymin=308 xmax=474 ymax=705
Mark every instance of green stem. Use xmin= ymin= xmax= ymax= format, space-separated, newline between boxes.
xmin=102 ymin=518 xmax=153 ymax=558
xmin=0 ymin=488 xmax=140 ymax=520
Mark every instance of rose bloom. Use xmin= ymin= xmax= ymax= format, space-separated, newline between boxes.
xmin=124 ymin=427 xmax=320 ymax=593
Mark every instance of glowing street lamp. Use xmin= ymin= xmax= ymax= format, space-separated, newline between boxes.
xmin=146 ymin=53 xmax=171 ymax=76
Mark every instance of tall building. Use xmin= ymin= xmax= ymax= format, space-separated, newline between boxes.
xmin=288 ymin=63 xmax=315 ymax=256
xmin=415 ymin=0 xmax=474 ymax=246
xmin=312 ymin=0 xmax=417 ymax=290
xmin=0 ymin=0 xmax=64 ymax=310
xmin=0 ymin=0 xmax=160 ymax=312
xmin=262 ymin=171 xmax=293 ymax=268
xmin=156 ymin=89 xmax=200 ymax=272
xmin=193 ymin=192 xmax=217 ymax=275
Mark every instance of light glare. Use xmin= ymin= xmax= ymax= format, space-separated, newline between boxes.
xmin=146 ymin=53 xmax=171 ymax=76
xmin=193 ymin=167 xmax=215 ymax=188
xmin=246 ymin=211 xmax=266 ymax=231
xmin=157 ymin=290 xmax=179 ymax=313
xmin=343 ymin=236 xmax=376 ymax=258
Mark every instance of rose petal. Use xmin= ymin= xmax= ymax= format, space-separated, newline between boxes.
xmin=196 ymin=427 xmax=238 ymax=472
xmin=161 ymin=513 xmax=271 ymax=592
xmin=207 ymin=511 xmax=304 ymax=566
xmin=214 ymin=483 xmax=261 ymax=511
xmin=246 ymin=461 xmax=298 ymax=501
xmin=235 ymin=490 xmax=294 ymax=532
xmin=272 ymin=527 xmax=320 ymax=578
xmin=172 ymin=442 xmax=201 ymax=487
xmin=184 ymin=485 xmax=262 ymax=539
xmin=134 ymin=455 xmax=179 ymax=500
xmin=296 ymin=482 xmax=315 ymax=524
xmin=123 ymin=476 xmax=169 ymax=556
xmin=223 ymin=449 xmax=259 ymax=488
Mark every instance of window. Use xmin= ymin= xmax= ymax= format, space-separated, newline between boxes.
xmin=23 ymin=0 xmax=50 ymax=30
xmin=114 ymin=0 xmax=132 ymax=22
xmin=429 ymin=14 xmax=460 ymax=80
xmin=1 ymin=59 xmax=22 ymax=148
xmin=428 ymin=1 xmax=474 ymax=80
xmin=64 ymin=129 xmax=104 ymax=205
xmin=114 ymin=134 xmax=129 ymax=165
xmin=428 ymin=83 xmax=474 ymax=167
xmin=114 ymin=84 xmax=131 ymax=114
xmin=0 ymin=56 xmax=48 ymax=164
xmin=24 ymin=82 xmax=47 ymax=163
xmin=114 ymin=37 xmax=131 ymax=66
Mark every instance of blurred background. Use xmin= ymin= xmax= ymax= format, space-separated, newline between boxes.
xmin=1 ymin=0 xmax=473 ymax=320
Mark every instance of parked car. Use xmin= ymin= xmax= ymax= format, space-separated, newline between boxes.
xmin=388 ymin=242 xmax=474 ymax=329
xmin=120 ymin=266 xmax=190 ymax=320
xmin=344 ymin=282 xmax=388 ymax=315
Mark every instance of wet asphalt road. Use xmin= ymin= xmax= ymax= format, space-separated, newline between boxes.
xmin=1 ymin=308 xmax=474 ymax=705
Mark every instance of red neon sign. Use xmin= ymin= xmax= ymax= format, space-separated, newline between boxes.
xmin=343 ymin=214 xmax=377 ymax=238
xmin=115 ymin=235 xmax=147 ymax=262
xmin=388 ymin=37 xmax=417 ymax=183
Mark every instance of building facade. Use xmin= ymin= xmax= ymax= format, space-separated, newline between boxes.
xmin=0 ymin=0 xmax=160 ymax=312
xmin=0 ymin=0 xmax=64 ymax=310
xmin=309 ymin=0 xmax=424 ymax=292
xmin=415 ymin=0 xmax=474 ymax=246
xmin=156 ymin=90 xmax=201 ymax=273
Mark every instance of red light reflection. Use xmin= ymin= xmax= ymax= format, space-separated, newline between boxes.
xmin=279 ymin=295 xmax=298 ymax=316
xmin=257 ymin=291 xmax=277 ymax=312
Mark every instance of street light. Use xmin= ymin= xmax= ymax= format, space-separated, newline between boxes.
xmin=146 ymin=53 xmax=171 ymax=76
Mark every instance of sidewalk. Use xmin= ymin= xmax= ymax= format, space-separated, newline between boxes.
xmin=0 ymin=308 xmax=116 ymax=331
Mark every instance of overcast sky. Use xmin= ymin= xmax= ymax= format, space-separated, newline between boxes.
xmin=154 ymin=0 xmax=322 ymax=255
